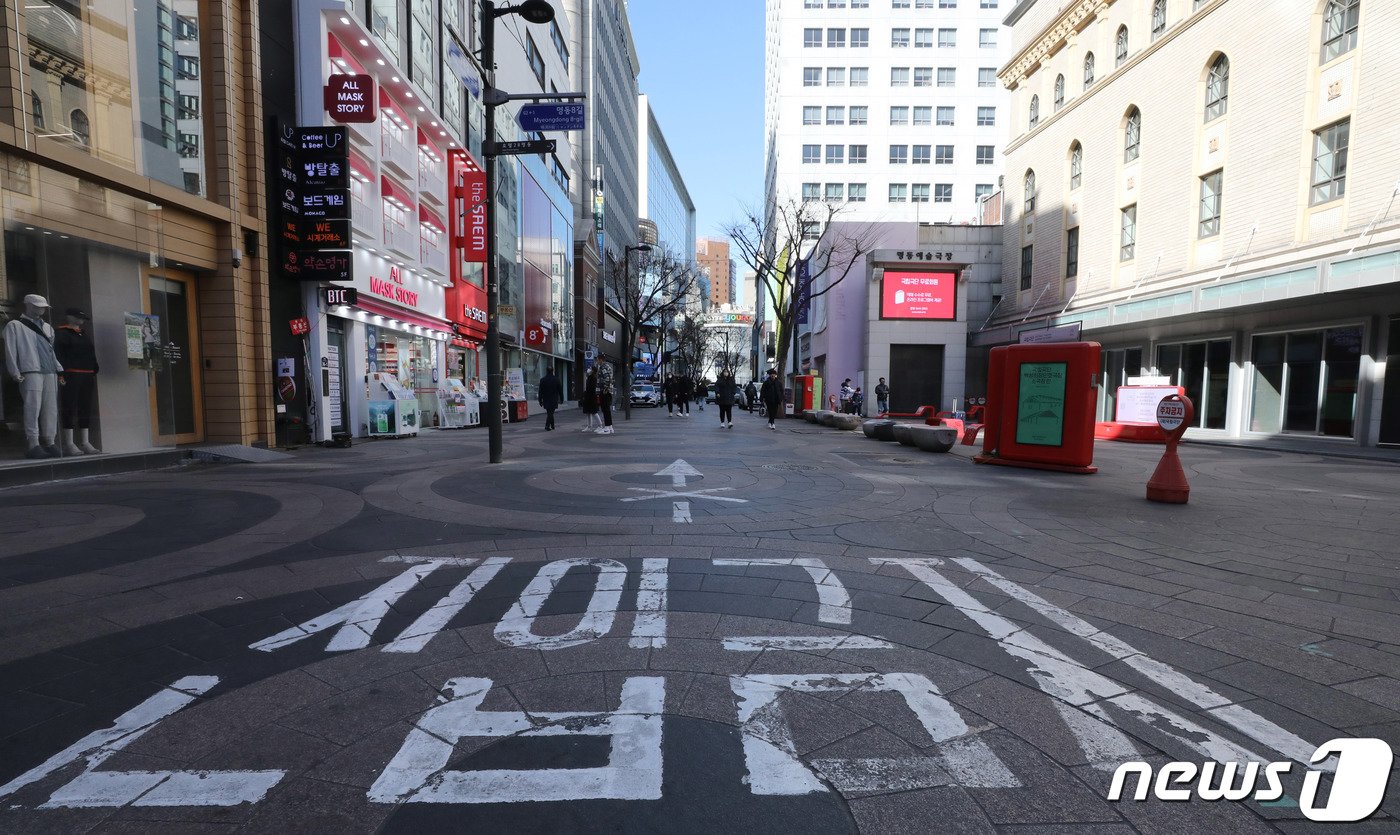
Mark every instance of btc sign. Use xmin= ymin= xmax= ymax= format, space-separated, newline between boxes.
xmin=323 ymin=287 xmax=358 ymax=307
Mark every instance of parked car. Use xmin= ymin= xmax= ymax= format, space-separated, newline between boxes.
xmin=630 ymin=384 xmax=661 ymax=408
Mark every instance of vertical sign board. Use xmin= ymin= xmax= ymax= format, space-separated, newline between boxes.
xmin=277 ymin=122 xmax=352 ymax=281
xmin=1015 ymin=363 xmax=1068 ymax=446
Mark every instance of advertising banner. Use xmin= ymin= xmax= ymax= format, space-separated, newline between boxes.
xmin=1015 ymin=362 xmax=1068 ymax=447
xmin=880 ymin=271 xmax=957 ymax=320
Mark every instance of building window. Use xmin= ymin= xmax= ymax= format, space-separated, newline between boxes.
xmin=890 ymin=145 xmax=909 ymax=164
xmin=1120 ymin=204 xmax=1137 ymax=261
xmin=850 ymin=106 xmax=868 ymax=125
xmin=1028 ymin=95 xmax=1039 ymax=128
xmin=891 ymin=67 xmax=910 ymax=86
xmin=938 ymin=28 xmax=956 ymax=48
xmin=803 ymin=106 xmax=820 ymax=125
xmin=827 ymin=67 xmax=846 ymax=86
xmin=1020 ymin=245 xmax=1033 ymax=290
xmin=981 ymin=0 xmax=997 ymax=6
xmin=1321 ymin=0 xmax=1360 ymax=63
xmin=850 ymin=67 xmax=870 ymax=86
xmin=177 ymin=131 xmax=199 ymax=158
xmin=912 ymin=144 xmax=931 ymax=164
xmin=976 ymin=183 xmax=994 ymax=200
xmin=976 ymin=145 xmax=994 ymax=165
xmin=892 ymin=28 xmax=910 ymax=47
xmin=803 ymin=182 xmax=821 ymax=201
xmin=848 ymin=183 xmax=867 ymax=201
xmin=851 ymin=28 xmax=870 ymax=47
xmin=826 ymin=106 xmax=845 ymax=124
xmin=913 ymin=105 xmax=932 ymax=125
xmin=852 ymin=0 xmax=868 ymax=6
xmin=183 ymin=172 xmax=201 ymax=194
xmin=1249 ymin=327 xmax=1360 ymax=436
xmin=179 ymin=94 xmax=200 ymax=120
xmin=935 ymin=145 xmax=953 ymax=164
xmin=890 ymin=106 xmax=910 ymax=125
xmin=937 ymin=67 xmax=956 ymax=87
xmin=889 ymin=183 xmax=908 ymax=202
xmin=936 ymin=106 xmax=954 ymax=125
xmin=849 ymin=144 xmax=868 ymax=163
xmin=915 ymin=28 xmax=933 ymax=48
xmin=828 ymin=28 xmax=846 ymax=47
xmin=1023 ymin=170 xmax=1036 ymax=213
xmin=1199 ymin=170 xmax=1223 ymax=238
xmin=805 ymin=0 xmax=822 ymax=7
xmin=1054 ymin=74 xmax=1065 ymax=110
xmin=893 ymin=0 xmax=910 ymax=7
xmin=804 ymin=67 xmax=822 ymax=86
xmin=70 ymin=109 xmax=90 ymax=146
xmin=979 ymin=29 xmax=997 ymax=48
xmin=1069 ymin=142 xmax=1082 ymax=189
xmin=1310 ymin=119 xmax=1349 ymax=204
xmin=1124 ymin=107 xmax=1141 ymax=162
xmin=978 ymin=67 xmax=996 ymax=87
xmin=825 ymin=183 xmax=845 ymax=201
xmin=30 ymin=93 xmax=44 ymax=130
xmin=826 ymin=144 xmax=844 ymax=163
xmin=803 ymin=144 xmax=821 ymax=164
xmin=1065 ymin=227 xmax=1080 ymax=278
xmin=1083 ymin=53 xmax=1095 ymax=88
xmin=913 ymin=67 xmax=933 ymax=87
xmin=525 ymin=33 xmax=546 ymax=87
xmin=550 ymin=20 xmax=570 ymax=70
xmin=977 ymin=106 xmax=996 ymax=126
xmin=1116 ymin=25 xmax=1129 ymax=66
xmin=1205 ymin=54 xmax=1229 ymax=121
xmin=805 ymin=28 xmax=822 ymax=47
xmin=176 ymin=14 xmax=198 ymax=40
xmin=940 ymin=0 xmax=956 ymax=7
xmin=1152 ymin=0 xmax=1167 ymax=39
xmin=177 ymin=55 xmax=200 ymax=79
xmin=912 ymin=183 xmax=931 ymax=202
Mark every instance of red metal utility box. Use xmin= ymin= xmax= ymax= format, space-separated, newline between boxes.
xmin=977 ymin=342 xmax=1101 ymax=473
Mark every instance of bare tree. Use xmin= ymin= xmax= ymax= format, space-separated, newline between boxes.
xmin=670 ymin=315 xmax=708 ymax=383
xmin=602 ymin=246 xmax=701 ymax=419
xmin=724 ymin=198 xmax=878 ymax=410
xmin=704 ymin=326 xmax=746 ymax=379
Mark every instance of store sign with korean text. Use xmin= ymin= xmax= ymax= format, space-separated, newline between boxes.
xmin=283 ymin=249 xmax=352 ymax=283
xmin=277 ymin=122 xmax=353 ymax=280
xmin=324 ymin=74 xmax=376 ymax=123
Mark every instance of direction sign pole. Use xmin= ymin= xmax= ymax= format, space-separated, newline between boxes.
xmin=482 ymin=0 xmax=503 ymax=464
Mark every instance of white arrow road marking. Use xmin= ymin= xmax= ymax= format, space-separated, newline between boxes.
xmin=369 ymin=676 xmax=664 ymax=803
xmin=714 ymin=558 xmax=852 ymax=624
xmin=622 ymin=487 xmax=748 ymax=503
xmin=0 ymin=676 xmax=284 ymax=808
xmin=672 ymin=501 xmax=692 ymax=523
xmin=656 ymin=459 xmax=703 ymax=488
xmin=384 ymin=557 xmax=512 ymax=653
xmin=494 ymin=559 xmax=627 ymax=649
xmin=730 ymin=673 xmax=1019 ymax=795
xmin=723 ymin=636 xmax=894 ymax=651
xmin=630 ymin=558 xmax=669 ymax=649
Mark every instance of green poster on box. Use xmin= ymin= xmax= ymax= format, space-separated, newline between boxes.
xmin=1016 ymin=362 xmax=1068 ymax=446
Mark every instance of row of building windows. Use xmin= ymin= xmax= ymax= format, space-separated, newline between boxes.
xmin=802 ymin=65 xmax=997 ymax=87
xmin=801 ymin=142 xmax=996 ymax=165
xmin=803 ymin=27 xmax=996 ymax=48
xmin=803 ymin=181 xmax=995 ymax=204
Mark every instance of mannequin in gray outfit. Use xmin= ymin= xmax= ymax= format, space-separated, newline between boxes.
xmin=4 ymin=294 xmax=63 ymax=458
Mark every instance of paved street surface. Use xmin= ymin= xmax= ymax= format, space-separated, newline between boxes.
xmin=2 ymin=406 xmax=1398 ymax=833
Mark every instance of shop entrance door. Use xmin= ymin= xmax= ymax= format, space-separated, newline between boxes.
xmin=889 ymin=344 xmax=944 ymax=413
xmin=146 ymin=272 xmax=203 ymax=446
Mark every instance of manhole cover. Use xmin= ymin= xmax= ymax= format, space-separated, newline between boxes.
xmin=764 ymin=463 xmax=820 ymax=473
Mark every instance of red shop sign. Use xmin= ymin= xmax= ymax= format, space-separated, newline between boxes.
xmin=289 ymin=316 xmax=311 ymax=336
xmin=451 ymin=150 xmax=488 ymax=267
xmin=324 ymin=74 xmax=377 ymax=123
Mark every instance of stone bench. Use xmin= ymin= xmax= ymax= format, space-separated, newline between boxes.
xmin=892 ymin=423 xmax=918 ymax=446
xmin=908 ymin=425 xmax=958 ymax=453
xmin=862 ymin=419 xmax=898 ymax=441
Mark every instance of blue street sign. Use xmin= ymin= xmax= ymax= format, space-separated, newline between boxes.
xmin=518 ymin=103 xmax=586 ymax=132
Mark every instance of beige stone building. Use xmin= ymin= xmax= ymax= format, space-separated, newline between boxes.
xmin=981 ymin=0 xmax=1400 ymax=448
xmin=0 ymin=0 xmax=272 ymax=460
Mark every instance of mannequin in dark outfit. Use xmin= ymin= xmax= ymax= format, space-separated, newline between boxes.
xmin=54 ymin=307 xmax=100 ymax=454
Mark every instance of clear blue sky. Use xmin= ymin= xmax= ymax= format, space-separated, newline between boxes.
xmin=629 ymin=0 xmax=765 ymax=247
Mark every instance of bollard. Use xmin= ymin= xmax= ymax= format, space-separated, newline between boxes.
xmin=1146 ymin=394 xmax=1193 ymax=504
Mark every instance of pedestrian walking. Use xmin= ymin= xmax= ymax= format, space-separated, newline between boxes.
xmin=760 ymin=369 xmax=783 ymax=430
xmin=875 ymin=378 xmax=889 ymax=416
xmin=580 ymin=366 xmax=602 ymax=431
xmin=714 ymin=373 xmax=737 ymax=428
xmin=696 ymin=380 xmax=707 ymax=411
xmin=537 ymin=366 xmax=563 ymax=430
xmin=676 ymin=375 xmax=693 ymax=417
xmin=744 ymin=380 xmax=758 ymax=414
xmin=595 ymin=361 xmax=615 ymax=434
xmin=664 ymin=373 xmax=677 ymax=416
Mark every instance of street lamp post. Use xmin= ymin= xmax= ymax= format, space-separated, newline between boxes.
xmin=481 ymin=0 xmax=555 ymax=464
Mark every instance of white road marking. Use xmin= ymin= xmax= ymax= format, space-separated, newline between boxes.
xmin=630 ymin=558 xmax=669 ymax=649
xmin=250 ymin=560 xmax=449 ymax=652
xmin=714 ymin=558 xmax=852 ymax=624
xmin=672 ymin=501 xmax=692 ymax=523
xmin=722 ymin=636 xmax=895 ymax=651
xmin=622 ymin=487 xmax=748 ymax=503
xmin=380 ymin=555 xmax=479 ymax=566
xmin=368 ymin=676 xmax=664 ymax=803
xmin=951 ymin=557 xmax=1328 ymax=769
xmin=730 ymin=673 xmax=1019 ymax=795
xmin=494 ymin=558 xmax=627 ymax=649
xmin=383 ymin=557 xmax=512 ymax=653
xmin=0 ymin=676 xmax=284 ymax=808
xmin=656 ymin=459 xmax=703 ymax=488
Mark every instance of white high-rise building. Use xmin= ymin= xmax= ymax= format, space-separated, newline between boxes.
xmin=764 ymin=0 xmax=1011 ymax=224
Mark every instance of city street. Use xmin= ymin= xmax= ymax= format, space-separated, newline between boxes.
xmin=0 ymin=408 xmax=1398 ymax=832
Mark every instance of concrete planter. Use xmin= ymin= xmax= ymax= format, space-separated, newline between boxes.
xmin=909 ymin=425 xmax=958 ymax=453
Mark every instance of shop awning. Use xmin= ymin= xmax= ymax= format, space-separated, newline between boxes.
xmin=380 ymin=174 xmax=415 ymax=209
xmin=348 ymin=151 xmax=374 ymax=183
xmin=326 ymin=34 xmax=368 ymax=75
xmin=419 ymin=205 xmax=446 ymax=233
xmin=417 ymin=128 xmax=444 ymax=161
xmin=356 ymin=296 xmax=453 ymax=337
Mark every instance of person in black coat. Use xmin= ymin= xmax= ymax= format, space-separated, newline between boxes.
xmin=744 ymin=380 xmax=758 ymax=413
xmin=676 ymin=375 xmax=693 ymax=416
xmin=663 ymin=373 xmax=677 ymax=416
xmin=537 ymin=367 xmax=564 ymax=430
xmin=714 ymin=373 xmax=738 ymax=428
xmin=760 ymin=369 xmax=784 ymax=429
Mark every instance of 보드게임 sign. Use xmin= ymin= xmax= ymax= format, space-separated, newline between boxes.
xmin=881 ymin=271 xmax=956 ymax=320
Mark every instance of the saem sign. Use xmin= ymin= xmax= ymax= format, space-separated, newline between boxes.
xmin=451 ymin=150 xmax=488 ymax=267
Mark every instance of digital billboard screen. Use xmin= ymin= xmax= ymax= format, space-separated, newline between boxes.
xmin=881 ymin=271 xmax=956 ymax=320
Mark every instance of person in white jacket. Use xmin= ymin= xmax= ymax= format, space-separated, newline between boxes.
xmin=3 ymin=294 xmax=64 ymax=458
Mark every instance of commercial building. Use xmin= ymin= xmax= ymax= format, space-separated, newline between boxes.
xmin=984 ymin=0 xmax=1400 ymax=448
xmin=1 ymin=0 xmax=272 ymax=460
xmin=638 ymin=96 xmax=696 ymax=265
xmin=697 ymin=238 xmax=735 ymax=308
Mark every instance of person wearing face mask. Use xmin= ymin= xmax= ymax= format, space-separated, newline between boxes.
xmin=3 ymin=294 xmax=64 ymax=458
xmin=54 ymin=307 xmax=100 ymax=454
